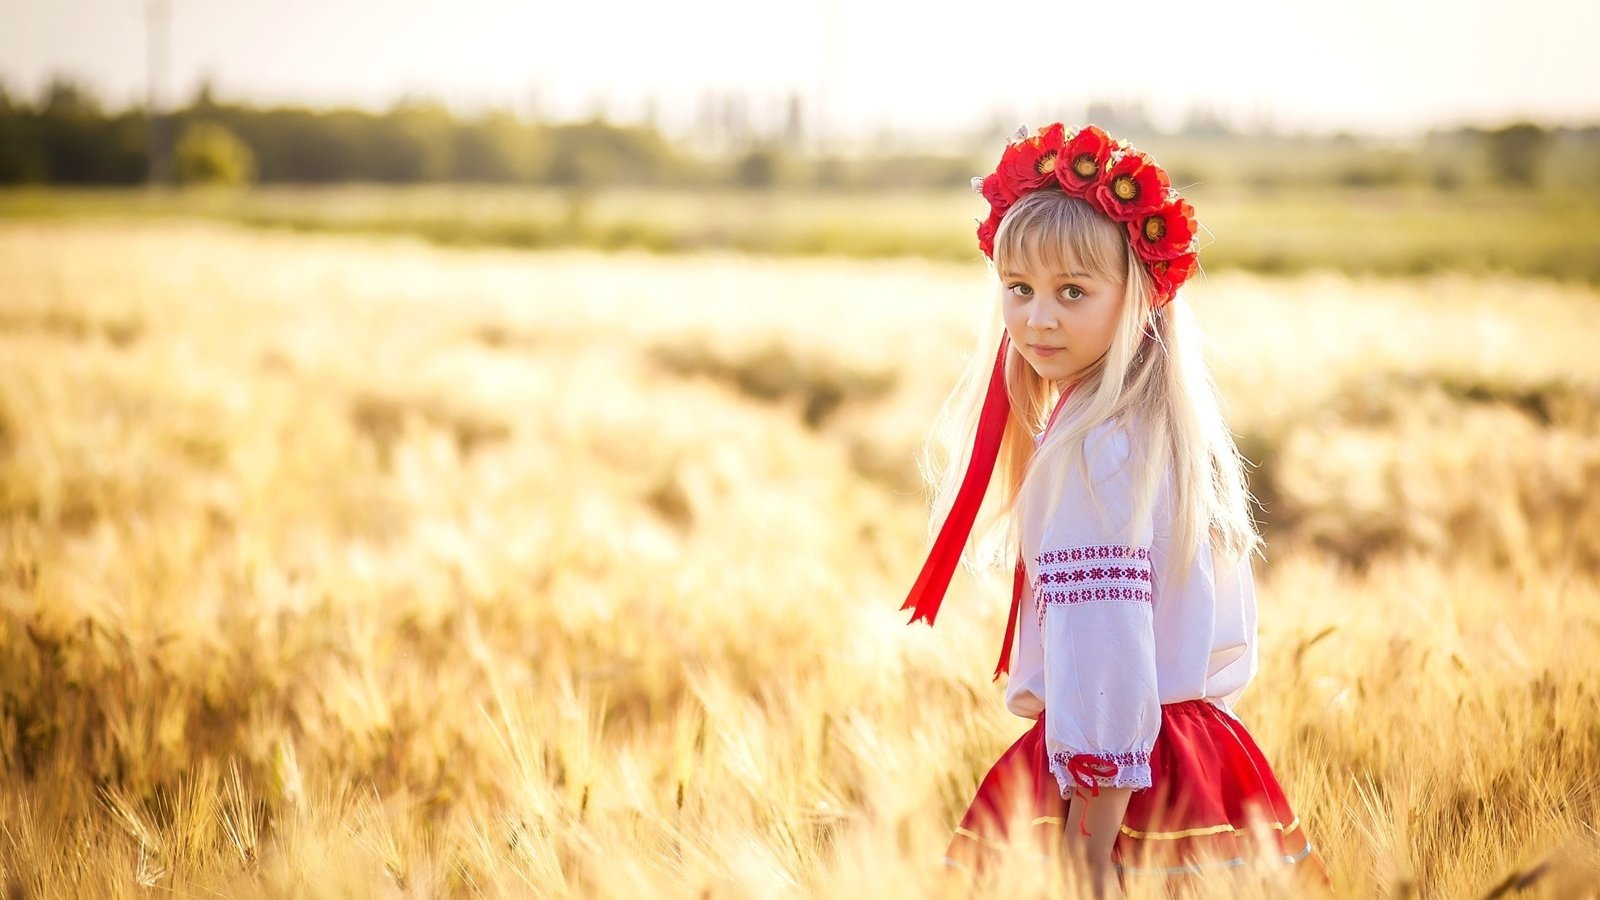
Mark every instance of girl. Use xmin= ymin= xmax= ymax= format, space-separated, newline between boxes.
xmin=899 ymin=124 xmax=1333 ymax=897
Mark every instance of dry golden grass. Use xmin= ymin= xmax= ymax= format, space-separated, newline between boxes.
xmin=1 ymin=219 xmax=1598 ymax=897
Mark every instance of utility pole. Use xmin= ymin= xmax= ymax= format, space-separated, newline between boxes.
xmin=816 ymin=0 xmax=842 ymax=157
xmin=146 ymin=0 xmax=172 ymax=188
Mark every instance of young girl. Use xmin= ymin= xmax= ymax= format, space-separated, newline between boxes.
xmin=899 ymin=124 xmax=1333 ymax=896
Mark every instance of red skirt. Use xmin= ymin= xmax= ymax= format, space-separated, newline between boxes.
xmin=943 ymin=699 xmax=1331 ymax=890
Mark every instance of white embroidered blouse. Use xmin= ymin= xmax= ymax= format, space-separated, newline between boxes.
xmin=1003 ymin=416 xmax=1258 ymax=799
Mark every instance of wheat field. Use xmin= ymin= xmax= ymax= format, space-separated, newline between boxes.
xmin=1 ymin=219 xmax=1598 ymax=898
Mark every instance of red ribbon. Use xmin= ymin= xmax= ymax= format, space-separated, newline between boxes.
xmin=899 ymin=333 xmax=1013 ymax=628
xmin=1066 ymin=754 xmax=1119 ymax=798
xmin=1066 ymin=754 xmax=1120 ymax=838
xmin=991 ymin=555 xmax=1026 ymax=681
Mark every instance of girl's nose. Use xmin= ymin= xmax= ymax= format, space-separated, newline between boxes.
xmin=1026 ymin=302 xmax=1057 ymax=330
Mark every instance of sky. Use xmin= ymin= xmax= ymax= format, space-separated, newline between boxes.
xmin=3 ymin=0 xmax=1598 ymax=142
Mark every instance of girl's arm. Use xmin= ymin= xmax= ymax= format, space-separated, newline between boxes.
xmin=1029 ymin=423 xmax=1161 ymax=876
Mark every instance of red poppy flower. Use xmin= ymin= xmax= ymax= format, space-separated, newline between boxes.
xmin=1128 ymin=197 xmax=1197 ymax=261
xmin=997 ymin=134 xmax=1063 ymax=194
xmin=1149 ymin=251 xmax=1198 ymax=306
xmin=1092 ymin=151 xmax=1169 ymax=221
xmin=980 ymin=171 xmax=1019 ymax=216
xmin=1055 ymin=124 xmax=1113 ymax=196
xmin=1034 ymin=122 xmax=1067 ymax=153
xmin=977 ymin=211 xmax=1002 ymax=259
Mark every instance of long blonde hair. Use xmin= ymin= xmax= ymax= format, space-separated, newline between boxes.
xmin=917 ymin=188 xmax=1262 ymax=596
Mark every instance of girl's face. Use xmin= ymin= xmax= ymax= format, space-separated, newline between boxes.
xmin=1000 ymin=253 xmax=1128 ymax=385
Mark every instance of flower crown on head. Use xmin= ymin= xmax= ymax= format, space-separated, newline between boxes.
xmin=971 ymin=123 xmax=1200 ymax=308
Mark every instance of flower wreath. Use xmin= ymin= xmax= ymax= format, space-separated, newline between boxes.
xmin=971 ymin=123 xmax=1200 ymax=308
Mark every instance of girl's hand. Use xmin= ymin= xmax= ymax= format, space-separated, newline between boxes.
xmin=1060 ymin=785 xmax=1132 ymax=899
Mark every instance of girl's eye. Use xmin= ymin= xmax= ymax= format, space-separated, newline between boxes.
xmin=1008 ymin=283 xmax=1033 ymax=298
xmin=1062 ymin=286 xmax=1086 ymax=301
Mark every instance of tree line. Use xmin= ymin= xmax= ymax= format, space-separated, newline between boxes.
xmin=1 ymin=75 xmax=1593 ymax=191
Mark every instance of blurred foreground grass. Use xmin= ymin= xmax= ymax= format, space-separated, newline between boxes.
xmin=4 ymin=181 xmax=1600 ymax=284
xmin=1 ymin=220 xmax=1599 ymax=897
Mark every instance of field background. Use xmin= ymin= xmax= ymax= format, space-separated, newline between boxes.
xmin=4 ymin=180 xmax=1599 ymax=285
xmin=2 ymin=205 xmax=1600 ymax=898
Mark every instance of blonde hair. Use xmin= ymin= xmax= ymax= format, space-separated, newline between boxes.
xmin=917 ymin=188 xmax=1261 ymax=596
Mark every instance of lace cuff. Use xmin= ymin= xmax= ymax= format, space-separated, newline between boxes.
xmin=1048 ymin=748 xmax=1153 ymax=797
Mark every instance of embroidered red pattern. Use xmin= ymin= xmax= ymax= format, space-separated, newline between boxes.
xmin=1032 ymin=544 xmax=1153 ymax=628
xmin=1038 ymin=565 xmax=1152 ymax=585
xmin=1036 ymin=545 xmax=1152 ymax=565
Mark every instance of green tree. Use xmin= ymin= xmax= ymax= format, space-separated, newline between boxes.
xmin=368 ymin=96 xmax=455 ymax=182
xmin=174 ymin=121 xmax=256 ymax=186
xmin=734 ymin=143 xmax=780 ymax=188
xmin=542 ymin=120 xmax=676 ymax=186
xmin=453 ymin=109 xmax=531 ymax=181
xmin=1483 ymin=122 xmax=1549 ymax=188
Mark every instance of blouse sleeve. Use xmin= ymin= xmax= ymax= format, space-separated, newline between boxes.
xmin=1032 ymin=423 xmax=1160 ymax=797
